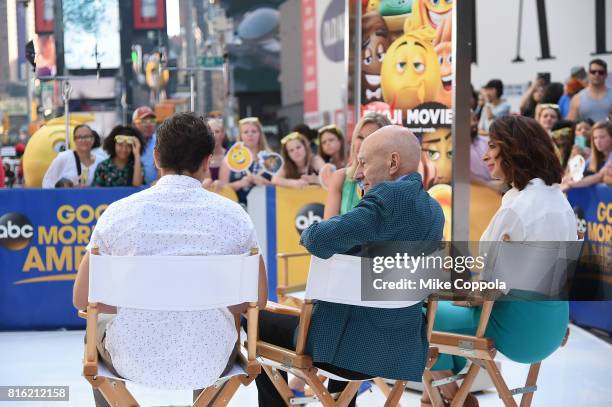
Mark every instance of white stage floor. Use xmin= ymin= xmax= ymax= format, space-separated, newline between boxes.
xmin=1 ymin=324 xmax=610 ymax=406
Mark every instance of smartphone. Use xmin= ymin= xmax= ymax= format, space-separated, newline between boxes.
xmin=537 ymin=72 xmax=551 ymax=86
xmin=261 ymin=172 xmax=273 ymax=181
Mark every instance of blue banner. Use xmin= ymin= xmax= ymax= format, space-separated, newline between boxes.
xmin=0 ymin=188 xmax=140 ymax=330
xmin=567 ymin=184 xmax=612 ymax=333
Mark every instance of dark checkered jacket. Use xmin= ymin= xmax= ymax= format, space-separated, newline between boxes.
xmin=300 ymin=172 xmax=444 ymax=381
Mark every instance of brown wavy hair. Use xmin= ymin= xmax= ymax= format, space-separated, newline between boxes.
xmin=317 ymin=125 xmax=346 ymax=163
xmin=488 ymin=115 xmax=562 ymax=190
xmin=281 ymin=132 xmax=315 ymax=179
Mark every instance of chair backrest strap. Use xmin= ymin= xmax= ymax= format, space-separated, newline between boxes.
xmin=89 ymin=251 xmax=259 ymax=310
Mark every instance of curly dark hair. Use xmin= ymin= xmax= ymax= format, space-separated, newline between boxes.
xmin=103 ymin=125 xmax=145 ymax=159
xmin=155 ymin=112 xmax=215 ymax=174
xmin=489 ymin=115 xmax=562 ymax=190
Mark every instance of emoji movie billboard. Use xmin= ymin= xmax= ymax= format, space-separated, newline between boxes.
xmin=0 ymin=188 xmax=139 ymax=329
xmin=359 ymin=0 xmax=454 ymax=238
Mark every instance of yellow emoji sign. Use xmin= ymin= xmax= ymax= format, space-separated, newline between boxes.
xmin=380 ymin=29 xmax=440 ymax=110
xmin=421 ymin=127 xmax=452 ymax=185
xmin=405 ymin=0 xmax=453 ymax=36
xmin=225 ymin=141 xmax=253 ymax=172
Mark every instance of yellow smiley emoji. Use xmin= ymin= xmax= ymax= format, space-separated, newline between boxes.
xmin=380 ymin=29 xmax=440 ymax=110
xmin=421 ymin=127 xmax=452 ymax=185
xmin=405 ymin=0 xmax=453 ymax=35
xmin=225 ymin=142 xmax=253 ymax=172
xmin=434 ymin=41 xmax=452 ymax=107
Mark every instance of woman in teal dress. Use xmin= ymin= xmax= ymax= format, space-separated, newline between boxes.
xmin=423 ymin=115 xmax=577 ymax=406
xmin=323 ymin=112 xmax=391 ymax=218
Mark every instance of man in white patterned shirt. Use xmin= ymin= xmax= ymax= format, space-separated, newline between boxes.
xmin=73 ymin=113 xmax=268 ymax=406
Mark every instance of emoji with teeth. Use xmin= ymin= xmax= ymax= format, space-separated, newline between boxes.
xmin=225 ymin=142 xmax=253 ymax=172
xmin=380 ymin=29 xmax=440 ymax=109
xmin=405 ymin=0 xmax=452 ymax=37
xmin=362 ymin=12 xmax=391 ymax=103
xmin=434 ymin=15 xmax=452 ymax=107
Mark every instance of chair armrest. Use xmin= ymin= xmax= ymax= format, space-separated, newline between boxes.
xmin=237 ymin=346 xmax=260 ymax=376
xmin=277 ymin=252 xmax=310 ymax=259
xmin=265 ymin=301 xmax=302 ymax=317
xmin=78 ymin=310 xmax=88 ymax=319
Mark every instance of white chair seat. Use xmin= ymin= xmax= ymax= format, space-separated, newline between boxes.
xmin=95 ymin=359 xmax=247 ymax=385
xmin=256 ymin=356 xmax=367 ymax=383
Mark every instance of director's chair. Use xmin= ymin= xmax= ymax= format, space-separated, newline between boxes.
xmin=423 ymin=238 xmax=583 ymax=407
xmin=78 ymin=247 xmax=262 ymax=407
xmin=276 ymin=251 xmax=310 ymax=307
xmin=254 ymin=253 xmax=436 ymax=407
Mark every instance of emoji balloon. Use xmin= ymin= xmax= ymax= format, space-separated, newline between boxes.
xmin=22 ymin=115 xmax=94 ymax=187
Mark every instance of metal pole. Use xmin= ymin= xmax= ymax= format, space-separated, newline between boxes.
xmin=353 ymin=0 xmax=362 ymax=123
xmin=513 ymin=0 xmax=524 ymax=62
xmin=451 ymin=0 xmax=473 ymax=243
xmin=190 ymin=72 xmax=195 ymax=112
xmin=62 ymin=81 xmax=72 ymax=148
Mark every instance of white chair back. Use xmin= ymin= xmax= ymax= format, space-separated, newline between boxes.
xmin=481 ymin=240 xmax=583 ymax=296
xmin=305 ymin=254 xmax=424 ymax=308
xmin=89 ymin=252 xmax=259 ymax=311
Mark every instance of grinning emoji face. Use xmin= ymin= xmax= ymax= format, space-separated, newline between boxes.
xmin=405 ymin=0 xmax=453 ymax=35
xmin=225 ymin=142 xmax=253 ymax=172
xmin=381 ymin=30 xmax=440 ymax=109
xmin=362 ymin=12 xmax=391 ymax=103
xmin=421 ymin=127 xmax=452 ymax=184
xmin=434 ymin=41 xmax=452 ymax=107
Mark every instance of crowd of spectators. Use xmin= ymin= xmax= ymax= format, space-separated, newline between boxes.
xmin=2 ymin=57 xmax=610 ymax=203
xmin=471 ymin=58 xmax=612 ymax=194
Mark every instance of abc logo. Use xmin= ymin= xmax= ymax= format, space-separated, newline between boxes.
xmin=0 ymin=213 xmax=34 ymax=251
xmin=573 ymin=206 xmax=587 ymax=236
xmin=295 ymin=203 xmax=324 ymax=234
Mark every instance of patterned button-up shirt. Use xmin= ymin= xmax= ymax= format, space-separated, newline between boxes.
xmin=88 ymin=175 xmax=258 ymax=389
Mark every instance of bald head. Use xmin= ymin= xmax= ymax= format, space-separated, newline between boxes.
xmin=362 ymin=125 xmax=421 ymax=173
xmin=355 ymin=125 xmax=421 ymax=193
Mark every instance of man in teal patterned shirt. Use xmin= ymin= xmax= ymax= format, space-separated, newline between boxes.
xmin=254 ymin=126 xmax=444 ymax=406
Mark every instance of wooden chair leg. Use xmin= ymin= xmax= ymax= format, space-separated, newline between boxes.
xmin=261 ymin=365 xmax=294 ymax=406
xmin=336 ymin=381 xmax=361 ymax=407
xmin=450 ymin=362 xmax=480 ymax=407
xmin=211 ymin=377 xmax=242 ymax=407
xmin=193 ymin=384 xmax=223 ymax=407
xmin=96 ymin=378 xmax=139 ymax=407
xmin=383 ymin=380 xmax=406 ymax=407
xmin=519 ymin=362 xmax=541 ymax=407
xmin=482 ymin=359 xmax=518 ymax=407
xmin=374 ymin=378 xmax=393 ymax=398
xmin=423 ymin=370 xmax=445 ymax=407
xmin=303 ymin=369 xmax=338 ymax=407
